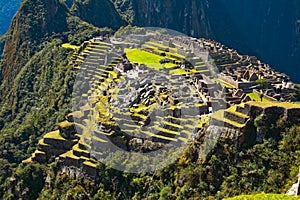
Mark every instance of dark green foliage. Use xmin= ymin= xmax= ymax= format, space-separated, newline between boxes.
xmin=0 ymin=39 xmax=74 ymax=163
xmin=2 ymin=163 xmax=46 ymax=200
xmin=66 ymin=16 xmax=111 ymax=45
xmin=87 ymin=121 xmax=298 ymax=199
xmin=0 ymin=0 xmax=299 ymax=199
xmin=256 ymin=78 xmax=268 ymax=90
xmin=70 ymin=0 xmax=127 ymax=29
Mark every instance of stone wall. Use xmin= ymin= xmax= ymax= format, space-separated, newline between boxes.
xmin=253 ymin=89 xmax=277 ymax=101
xmin=286 ymin=108 xmax=300 ymax=123
xmin=219 ymin=74 xmax=238 ymax=88
xmin=224 ymin=111 xmax=249 ymax=124
xmin=237 ymin=82 xmax=256 ymax=90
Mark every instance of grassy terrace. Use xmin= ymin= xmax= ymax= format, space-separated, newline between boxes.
xmin=248 ymin=101 xmax=300 ymax=108
xmin=211 ymin=110 xmax=246 ymax=128
xmin=141 ymin=130 xmax=178 ymax=142
xmin=124 ymin=48 xmax=171 ymax=70
xmin=125 ymin=48 xmax=209 ymax=75
xmin=60 ymin=150 xmax=79 ymax=160
xmin=227 ymin=104 xmax=250 ymax=119
xmin=146 ymin=41 xmax=177 ymax=52
xmin=143 ymin=43 xmax=185 ymax=59
xmin=73 ymin=144 xmax=89 ymax=155
xmin=247 ymin=92 xmax=270 ymax=102
xmin=83 ymin=160 xmax=97 ymax=168
xmin=44 ymin=130 xmax=66 ymax=141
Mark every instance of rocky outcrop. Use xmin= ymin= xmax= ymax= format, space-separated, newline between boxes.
xmin=287 ymin=168 xmax=300 ymax=196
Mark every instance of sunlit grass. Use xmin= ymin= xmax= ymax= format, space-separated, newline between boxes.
xmin=248 ymin=101 xmax=300 ymax=108
xmin=124 ymin=48 xmax=166 ymax=70
xmin=62 ymin=43 xmax=79 ymax=50
xmin=247 ymin=92 xmax=270 ymax=102
xmin=224 ymin=193 xmax=300 ymax=200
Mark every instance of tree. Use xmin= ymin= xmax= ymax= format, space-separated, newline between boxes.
xmin=256 ymin=78 xmax=268 ymax=90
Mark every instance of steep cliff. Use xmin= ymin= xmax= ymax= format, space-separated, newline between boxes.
xmin=113 ymin=0 xmax=212 ymax=37
xmin=205 ymin=0 xmax=300 ymax=82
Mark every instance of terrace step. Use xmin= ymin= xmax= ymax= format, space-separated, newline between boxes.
xmin=141 ymin=130 xmax=178 ymax=143
xmin=37 ymin=138 xmax=50 ymax=152
xmin=224 ymin=110 xmax=250 ymax=124
xmin=210 ymin=110 xmax=246 ymax=129
xmin=31 ymin=150 xmax=47 ymax=163
xmin=72 ymin=144 xmax=90 ymax=158
xmin=236 ymin=103 xmax=251 ymax=115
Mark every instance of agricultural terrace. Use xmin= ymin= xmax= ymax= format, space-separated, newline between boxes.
xmin=125 ymin=48 xmax=207 ymax=75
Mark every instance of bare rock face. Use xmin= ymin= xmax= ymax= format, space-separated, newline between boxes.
xmin=113 ymin=0 xmax=212 ymax=37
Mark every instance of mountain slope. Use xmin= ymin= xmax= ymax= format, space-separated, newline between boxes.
xmin=205 ymin=0 xmax=300 ymax=82
xmin=1 ymin=0 xmax=299 ymax=81
xmin=70 ymin=0 xmax=126 ymax=29
xmin=2 ymin=0 xmax=69 ymax=98
xmin=113 ymin=0 xmax=212 ymax=37
xmin=0 ymin=0 xmax=111 ymax=164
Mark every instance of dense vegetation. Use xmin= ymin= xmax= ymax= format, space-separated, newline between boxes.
xmin=0 ymin=115 xmax=299 ymax=199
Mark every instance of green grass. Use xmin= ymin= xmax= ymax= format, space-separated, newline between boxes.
xmin=224 ymin=193 xmax=300 ymax=200
xmin=124 ymin=48 xmax=166 ymax=70
xmin=62 ymin=43 xmax=79 ymax=50
xmin=146 ymin=41 xmax=177 ymax=52
xmin=248 ymin=101 xmax=300 ymax=109
xmin=44 ymin=130 xmax=66 ymax=141
xmin=124 ymin=48 xmax=204 ymax=76
xmin=247 ymin=92 xmax=270 ymax=102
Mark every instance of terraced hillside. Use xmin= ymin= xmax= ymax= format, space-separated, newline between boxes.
xmin=22 ymin=31 xmax=214 ymax=174
xmin=23 ymin=29 xmax=300 ymax=177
